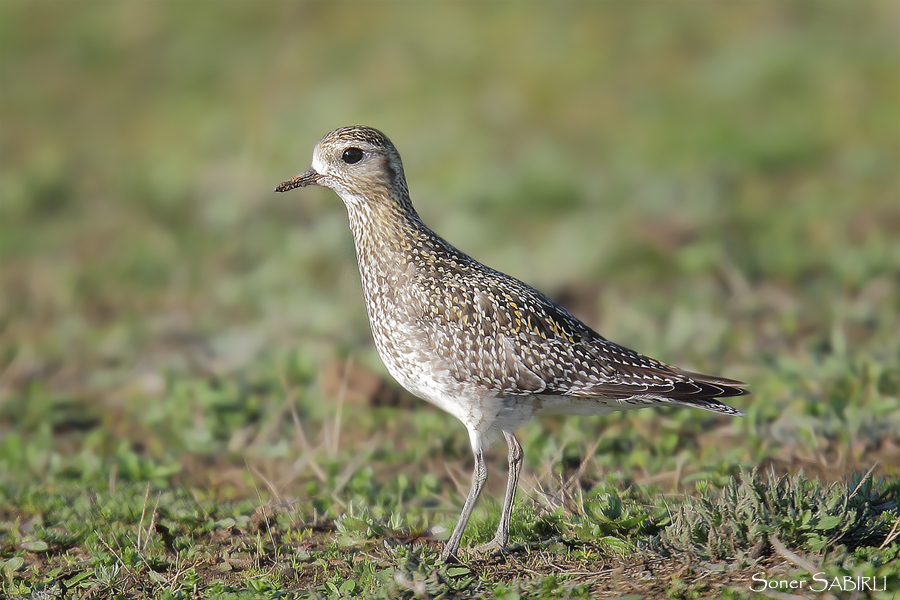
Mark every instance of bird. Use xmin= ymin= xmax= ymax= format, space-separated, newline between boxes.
xmin=275 ymin=125 xmax=748 ymax=562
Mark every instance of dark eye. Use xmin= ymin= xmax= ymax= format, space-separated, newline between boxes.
xmin=341 ymin=148 xmax=363 ymax=164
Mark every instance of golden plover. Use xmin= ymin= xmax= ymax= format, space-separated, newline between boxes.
xmin=276 ymin=126 xmax=748 ymax=561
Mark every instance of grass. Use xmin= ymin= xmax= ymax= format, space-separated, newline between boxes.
xmin=1 ymin=1 xmax=899 ymax=598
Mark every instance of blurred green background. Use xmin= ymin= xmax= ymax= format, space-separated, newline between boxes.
xmin=1 ymin=1 xmax=898 ymax=493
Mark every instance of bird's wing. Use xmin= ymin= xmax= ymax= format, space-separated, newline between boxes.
xmin=462 ymin=280 xmax=747 ymax=411
xmin=421 ymin=262 xmax=746 ymax=412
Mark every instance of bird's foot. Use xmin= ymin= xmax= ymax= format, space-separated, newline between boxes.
xmin=439 ymin=537 xmax=511 ymax=562
xmin=474 ymin=536 xmax=509 ymax=556
xmin=439 ymin=545 xmax=460 ymax=563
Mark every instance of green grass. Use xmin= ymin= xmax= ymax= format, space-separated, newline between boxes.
xmin=1 ymin=1 xmax=899 ymax=598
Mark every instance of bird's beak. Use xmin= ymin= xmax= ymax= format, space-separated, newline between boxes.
xmin=275 ymin=168 xmax=322 ymax=192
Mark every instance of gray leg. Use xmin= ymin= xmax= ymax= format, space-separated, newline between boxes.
xmin=441 ymin=448 xmax=488 ymax=562
xmin=476 ymin=430 xmax=523 ymax=553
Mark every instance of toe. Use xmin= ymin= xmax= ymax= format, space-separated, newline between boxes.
xmin=474 ymin=537 xmax=507 ymax=555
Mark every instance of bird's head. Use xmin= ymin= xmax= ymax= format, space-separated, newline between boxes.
xmin=275 ymin=125 xmax=410 ymax=210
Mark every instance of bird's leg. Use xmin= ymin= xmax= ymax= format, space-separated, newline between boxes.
xmin=475 ymin=430 xmax=523 ymax=554
xmin=440 ymin=448 xmax=488 ymax=562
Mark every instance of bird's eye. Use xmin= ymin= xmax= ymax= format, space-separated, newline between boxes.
xmin=342 ymin=148 xmax=364 ymax=164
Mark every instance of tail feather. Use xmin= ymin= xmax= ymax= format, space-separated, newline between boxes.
xmin=668 ymin=370 xmax=749 ymax=415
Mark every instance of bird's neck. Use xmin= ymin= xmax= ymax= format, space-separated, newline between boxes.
xmin=344 ymin=192 xmax=434 ymax=275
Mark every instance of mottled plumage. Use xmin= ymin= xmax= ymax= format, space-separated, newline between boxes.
xmin=276 ymin=125 xmax=748 ymax=561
